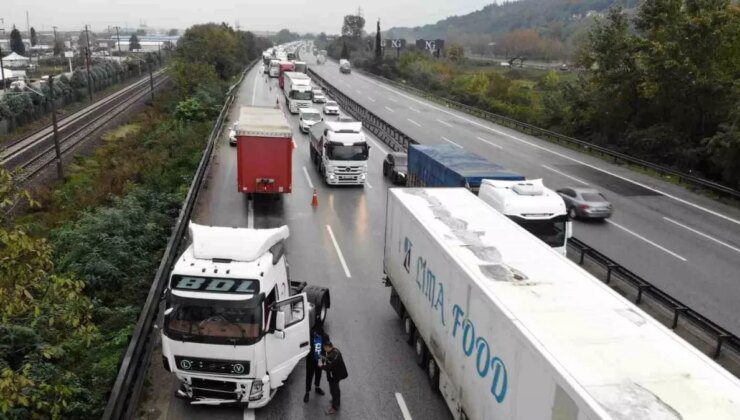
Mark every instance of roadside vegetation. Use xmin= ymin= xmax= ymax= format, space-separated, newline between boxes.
xmin=0 ymin=23 xmax=270 ymax=418
xmin=321 ymin=0 xmax=740 ymax=190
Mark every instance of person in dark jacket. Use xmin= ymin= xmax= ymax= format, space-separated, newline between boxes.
xmin=319 ymin=340 xmax=348 ymax=415
xmin=304 ymin=327 xmax=328 ymax=403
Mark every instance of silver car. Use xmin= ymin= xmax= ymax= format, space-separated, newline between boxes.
xmin=556 ymin=187 xmax=613 ymax=220
xmin=323 ymin=100 xmax=340 ymax=115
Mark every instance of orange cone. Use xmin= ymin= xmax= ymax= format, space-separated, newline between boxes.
xmin=311 ymin=189 xmax=319 ymax=208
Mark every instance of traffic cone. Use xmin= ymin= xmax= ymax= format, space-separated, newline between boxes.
xmin=311 ymin=189 xmax=319 ymax=208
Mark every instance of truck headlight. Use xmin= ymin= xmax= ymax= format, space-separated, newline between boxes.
xmin=328 ymin=173 xmax=337 ymax=180
xmin=360 ymin=173 xmax=366 ymax=180
xmin=249 ymin=380 xmax=264 ymax=401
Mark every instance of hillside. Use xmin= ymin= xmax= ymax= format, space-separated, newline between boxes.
xmin=386 ymin=0 xmax=639 ymax=40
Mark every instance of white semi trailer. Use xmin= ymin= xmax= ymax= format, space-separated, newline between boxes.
xmin=383 ymin=187 xmax=740 ymax=420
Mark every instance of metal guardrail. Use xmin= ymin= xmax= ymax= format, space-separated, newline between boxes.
xmin=309 ymin=67 xmax=740 ymax=362
xmin=103 ymin=59 xmax=258 ymax=420
xmin=568 ymin=237 xmax=740 ymax=359
xmin=342 ymin=65 xmax=740 ymax=201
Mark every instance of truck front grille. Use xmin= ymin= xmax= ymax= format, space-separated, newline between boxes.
xmin=191 ymin=378 xmax=237 ymax=392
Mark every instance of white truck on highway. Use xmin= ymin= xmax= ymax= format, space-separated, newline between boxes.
xmin=383 ymin=187 xmax=740 ymax=420
xmin=282 ymin=71 xmax=313 ymax=114
xmin=161 ymin=223 xmax=330 ymax=407
xmin=478 ymin=178 xmax=571 ymax=255
xmin=308 ymin=118 xmax=369 ymax=185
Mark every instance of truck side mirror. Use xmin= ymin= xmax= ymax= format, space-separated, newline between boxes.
xmin=566 ymin=221 xmax=573 ymax=239
xmin=275 ymin=310 xmax=286 ymax=331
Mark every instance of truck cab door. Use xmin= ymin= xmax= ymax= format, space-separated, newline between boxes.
xmin=266 ymin=293 xmax=310 ymax=389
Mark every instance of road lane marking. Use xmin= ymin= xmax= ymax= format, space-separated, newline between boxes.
xmin=542 ymin=164 xmax=589 ymax=185
xmin=327 ymin=225 xmax=352 ymax=278
xmin=663 ymin=217 xmax=740 ymax=254
xmin=247 ymin=199 xmax=254 ymax=228
xmin=251 ymin=71 xmax=259 ymax=105
xmin=388 ymin=97 xmax=398 ymax=103
xmin=367 ymin=97 xmax=376 ymax=102
xmin=365 ymin=180 xmax=373 ymax=188
xmin=442 ymin=136 xmax=463 ymax=148
xmin=355 ymin=89 xmax=362 ymax=94
xmin=243 ymin=409 xmax=255 ymax=420
xmin=436 ymin=118 xmax=453 ymax=128
xmin=384 ymin=106 xmax=395 ymax=112
xmin=302 ymin=166 xmax=314 ymax=189
xmin=476 ymin=136 xmax=503 ymax=150
xmin=356 ymin=73 xmax=740 ymax=226
xmin=407 ymin=118 xmax=421 ymax=127
xmin=605 ymin=220 xmax=687 ymax=261
xmin=409 ymin=106 xmax=421 ymax=113
xmin=395 ymin=393 xmax=412 ymax=420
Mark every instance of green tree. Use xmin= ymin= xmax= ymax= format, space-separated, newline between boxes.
xmin=10 ymin=27 xmax=25 ymax=55
xmin=30 ymin=27 xmax=38 ymax=47
xmin=340 ymin=41 xmax=349 ymax=59
xmin=167 ymin=28 xmax=179 ymax=36
xmin=342 ymin=14 xmax=366 ymax=38
xmin=53 ymin=40 xmax=64 ymax=56
xmin=375 ymin=20 xmax=382 ymax=60
xmin=447 ymin=43 xmax=464 ymax=61
xmin=129 ymin=33 xmax=141 ymax=51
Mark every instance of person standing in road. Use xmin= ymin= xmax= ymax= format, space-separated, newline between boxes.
xmin=304 ymin=326 xmax=328 ymax=403
xmin=319 ymin=340 xmax=348 ymax=415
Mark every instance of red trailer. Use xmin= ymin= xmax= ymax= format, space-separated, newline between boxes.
xmin=278 ymin=61 xmax=295 ymax=89
xmin=236 ymin=106 xmax=293 ymax=195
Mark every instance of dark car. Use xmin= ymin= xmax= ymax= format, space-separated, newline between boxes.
xmin=383 ymin=152 xmax=408 ymax=185
xmin=556 ymin=187 xmax=613 ymax=220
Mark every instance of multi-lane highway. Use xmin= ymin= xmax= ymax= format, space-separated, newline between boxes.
xmin=144 ymin=56 xmax=451 ymax=419
xmin=309 ymin=56 xmax=740 ymax=338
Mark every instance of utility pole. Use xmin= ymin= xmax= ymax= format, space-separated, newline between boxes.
xmin=47 ymin=76 xmax=64 ymax=179
xmin=84 ymin=24 xmax=93 ymax=101
xmin=115 ymin=26 xmax=122 ymax=56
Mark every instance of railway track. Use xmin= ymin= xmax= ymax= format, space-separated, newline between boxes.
xmin=1 ymin=68 xmax=169 ymax=181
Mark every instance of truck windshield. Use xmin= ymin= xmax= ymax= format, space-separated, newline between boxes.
xmin=328 ymin=143 xmax=369 ymax=161
xmin=165 ymin=302 xmax=263 ymax=345
xmin=291 ymin=90 xmax=313 ymax=100
xmin=509 ymin=216 xmax=566 ymax=248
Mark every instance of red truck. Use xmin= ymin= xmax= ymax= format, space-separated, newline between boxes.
xmin=278 ymin=61 xmax=295 ymax=89
xmin=236 ymin=106 xmax=293 ymax=195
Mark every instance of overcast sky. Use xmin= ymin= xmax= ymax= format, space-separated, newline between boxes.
xmin=2 ymin=0 xmax=494 ymax=34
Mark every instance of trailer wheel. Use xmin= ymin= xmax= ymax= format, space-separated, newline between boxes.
xmin=414 ymin=332 xmax=428 ymax=367
xmin=427 ymin=357 xmax=440 ymax=393
xmin=402 ymin=314 xmax=415 ymax=345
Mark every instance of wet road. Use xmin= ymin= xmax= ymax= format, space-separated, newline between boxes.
xmin=309 ymin=56 xmax=740 ymax=337
xmin=150 ymin=59 xmax=452 ymax=420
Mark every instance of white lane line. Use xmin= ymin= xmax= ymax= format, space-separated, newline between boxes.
xmin=409 ymin=106 xmax=421 ymax=113
xmin=395 ymin=393 xmax=412 ymax=420
xmin=663 ymin=217 xmax=740 ymax=254
xmin=388 ymin=97 xmax=398 ymax=103
xmin=442 ymin=136 xmax=463 ymax=148
xmin=384 ymin=106 xmax=395 ymax=112
xmin=327 ymin=225 xmax=352 ymax=278
xmin=368 ymin=97 xmax=376 ymax=102
xmin=605 ymin=219 xmax=687 ymax=262
xmin=302 ymin=166 xmax=315 ymax=189
xmin=542 ymin=164 xmax=589 ymax=185
xmin=476 ymin=136 xmax=503 ymax=150
xmin=365 ymin=180 xmax=373 ymax=188
xmin=243 ymin=408 xmax=255 ymax=420
xmin=251 ymin=71 xmax=259 ymax=105
xmin=407 ymin=118 xmax=421 ymax=127
xmin=247 ymin=200 xmax=254 ymax=228
xmin=356 ymin=73 xmax=740 ymax=227
xmin=355 ymin=89 xmax=362 ymax=94
xmin=436 ymin=118 xmax=453 ymax=128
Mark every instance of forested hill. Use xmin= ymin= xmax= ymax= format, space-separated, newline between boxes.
xmin=386 ymin=0 xmax=639 ymax=40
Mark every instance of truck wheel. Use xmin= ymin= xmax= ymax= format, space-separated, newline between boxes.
xmin=414 ymin=332 xmax=428 ymax=367
xmin=402 ymin=314 xmax=415 ymax=345
xmin=427 ymin=358 xmax=440 ymax=393
xmin=318 ymin=295 xmax=329 ymax=324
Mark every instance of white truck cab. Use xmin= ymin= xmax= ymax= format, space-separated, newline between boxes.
xmin=161 ymin=223 xmax=330 ymax=407
xmin=283 ymin=72 xmax=313 ymax=114
xmin=308 ymin=118 xmax=369 ymax=185
xmin=478 ymin=178 xmax=571 ymax=255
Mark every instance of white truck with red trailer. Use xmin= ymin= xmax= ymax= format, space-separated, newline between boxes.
xmin=161 ymin=223 xmax=330 ymax=407
xmin=383 ymin=187 xmax=740 ymax=420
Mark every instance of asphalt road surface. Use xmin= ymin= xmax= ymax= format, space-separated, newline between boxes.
xmin=150 ymin=60 xmax=452 ymax=419
xmin=308 ymin=54 xmax=740 ymax=338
